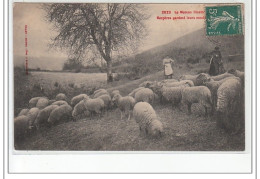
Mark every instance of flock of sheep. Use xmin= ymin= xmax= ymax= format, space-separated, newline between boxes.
xmin=14 ymin=69 xmax=244 ymax=142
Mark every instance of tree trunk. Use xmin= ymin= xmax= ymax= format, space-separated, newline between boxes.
xmin=106 ymin=60 xmax=113 ymax=82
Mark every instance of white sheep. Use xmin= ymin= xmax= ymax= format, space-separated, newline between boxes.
xmin=28 ymin=97 xmax=41 ymax=108
xmin=181 ymin=86 xmax=213 ymax=116
xmin=34 ymin=105 xmax=59 ymax=129
xmin=27 ymin=107 xmax=40 ymax=129
xmin=83 ymin=98 xmax=104 ymax=119
xmin=112 ymin=93 xmax=136 ymax=120
xmin=72 ymin=100 xmax=89 ymax=121
xmin=93 ymin=90 xmax=109 ymax=98
xmin=160 ymin=85 xmax=186 ymax=107
xmin=134 ymin=88 xmax=154 ymax=104
xmin=216 ymin=78 xmax=242 ymax=132
xmin=228 ymin=69 xmax=244 ymax=86
xmin=210 ymin=72 xmax=235 ymax=81
xmin=138 ymin=81 xmax=154 ymax=88
xmin=163 ymin=80 xmax=194 ymax=87
xmin=97 ymin=94 xmax=111 ymax=111
xmin=110 ymin=90 xmax=120 ymax=98
xmin=36 ymin=97 xmax=49 ymax=109
xmin=128 ymin=87 xmax=145 ymax=97
xmin=71 ymin=94 xmax=89 ymax=107
xmin=205 ymin=76 xmax=240 ymax=113
xmin=14 ymin=115 xmax=30 ymax=140
xmin=133 ymin=102 xmax=163 ymax=137
xmin=179 ymin=73 xmax=210 ymax=86
xmin=55 ymin=93 xmax=67 ymax=101
xmin=93 ymin=89 xmax=107 ymax=95
xmin=48 ymin=99 xmax=56 ymax=105
xmin=52 ymin=100 xmax=68 ymax=106
xmin=48 ymin=104 xmax=73 ymax=124
xmin=18 ymin=108 xmax=29 ymax=116
xmin=161 ymin=79 xmax=178 ymax=83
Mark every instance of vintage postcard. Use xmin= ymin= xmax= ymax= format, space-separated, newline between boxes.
xmin=9 ymin=0 xmax=253 ymax=173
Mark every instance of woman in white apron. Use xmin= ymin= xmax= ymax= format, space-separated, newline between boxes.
xmin=163 ymin=56 xmax=174 ymax=79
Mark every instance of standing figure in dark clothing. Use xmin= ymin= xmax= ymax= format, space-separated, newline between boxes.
xmin=209 ymin=46 xmax=224 ymax=76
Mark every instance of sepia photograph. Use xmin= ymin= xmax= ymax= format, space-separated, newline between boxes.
xmin=13 ymin=3 xmax=245 ymax=151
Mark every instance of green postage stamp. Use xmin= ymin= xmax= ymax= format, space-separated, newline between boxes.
xmin=205 ymin=5 xmax=243 ymax=36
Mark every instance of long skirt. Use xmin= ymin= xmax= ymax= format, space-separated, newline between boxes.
xmin=164 ymin=63 xmax=173 ymax=76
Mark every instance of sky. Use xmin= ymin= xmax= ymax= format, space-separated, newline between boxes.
xmin=13 ymin=3 xmax=205 ymax=68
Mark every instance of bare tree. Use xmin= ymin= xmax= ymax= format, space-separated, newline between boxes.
xmin=43 ymin=3 xmax=149 ymax=82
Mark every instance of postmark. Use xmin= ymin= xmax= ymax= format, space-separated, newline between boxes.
xmin=205 ymin=5 xmax=243 ymax=36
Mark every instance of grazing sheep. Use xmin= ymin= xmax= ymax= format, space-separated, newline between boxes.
xmin=228 ymin=69 xmax=244 ymax=86
xmin=210 ymin=72 xmax=235 ymax=81
xmin=134 ymin=88 xmax=154 ymax=104
xmin=72 ymin=100 xmax=89 ymax=121
xmin=138 ymin=81 xmax=154 ymax=88
xmin=110 ymin=90 xmax=120 ymax=98
xmin=216 ymin=78 xmax=242 ymax=132
xmin=48 ymin=104 xmax=73 ymax=124
xmin=29 ymin=97 xmax=41 ymax=108
xmin=55 ymin=93 xmax=67 ymax=101
xmin=179 ymin=73 xmax=210 ymax=86
xmin=36 ymin=97 xmax=49 ymax=109
xmin=161 ymin=79 xmax=178 ymax=83
xmin=181 ymin=86 xmax=213 ymax=116
xmin=163 ymin=80 xmax=194 ymax=87
xmin=205 ymin=76 xmax=240 ymax=113
xmin=83 ymin=98 xmax=105 ymax=119
xmin=160 ymin=85 xmax=188 ymax=107
xmin=93 ymin=89 xmax=107 ymax=95
xmin=97 ymin=94 xmax=112 ymax=111
xmin=133 ymin=102 xmax=163 ymax=137
xmin=27 ymin=107 xmax=40 ymax=129
xmin=14 ymin=115 xmax=30 ymax=141
xmin=112 ymin=93 xmax=136 ymax=120
xmin=18 ymin=108 xmax=29 ymax=116
xmin=71 ymin=94 xmax=89 ymax=107
xmin=52 ymin=100 xmax=68 ymax=106
xmin=34 ymin=105 xmax=59 ymax=129
xmin=93 ymin=90 xmax=109 ymax=98
xmin=128 ymin=87 xmax=145 ymax=97
xmin=48 ymin=99 xmax=56 ymax=105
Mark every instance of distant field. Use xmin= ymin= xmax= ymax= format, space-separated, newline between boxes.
xmin=14 ymin=60 xmax=245 ymax=151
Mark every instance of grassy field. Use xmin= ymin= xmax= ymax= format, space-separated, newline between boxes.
xmin=14 ymin=60 xmax=245 ymax=151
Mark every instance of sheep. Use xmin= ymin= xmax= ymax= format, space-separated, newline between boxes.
xmin=55 ymin=93 xmax=67 ymax=101
xmin=34 ymin=105 xmax=59 ymax=129
xmin=112 ymin=93 xmax=135 ymax=120
xmin=93 ymin=89 xmax=107 ymax=95
xmin=161 ymin=79 xmax=178 ymax=83
xmin=181 ymin=86 xmax=213 ymax=116
xmin=134 ymin=88 xmax=155 ymax=104
xmin=228 ymin=69 xmax=244 ymax=86
xmin=210 ymin=72 xmax=235 ymax=81
xmin=36 ymin=97 xmax=49 ymax=109
xmin=93 ymin=90 xmax=109 ymax=98
xmin=28 ymin=97 xmax=41 ymax=108
xmin=110 ymin=90 xmax=120 ymax=98
xmin=14 ymin=115 xmax=30 ymax=141
xmin=205 ymin=76 xmax=240 ymax=113
xmin=179 ymin=73 xmax=210 ymax=86
xmin=52 ymin=100 xmax=68 ymax=106
xmin=27 ymin=107 xmax=40 ymax=129
xmin=72 ymin=100 xmax=89 ymax=121
xmin=128 ymin=87 xmax=145 ymax=97
xmin=163 ymin=80 xmax=194 ymax=87
xmin=71 ymin=94 xmax=89 ymax=107
xmin=216 ymin=78 xmax=242 ymax=132
xmin=48 ymin=99 xmax=56 ymax=105
xmin=160 ymin=86 xmax=187 ymax=107
xmin=83 ymin=98 xmax=105 ymax=119
xmin=48 ymin=104 xmax=73 ymax=124
xmin=133 ymin=102 xmax=163 ymax=137
xmin=18 ymin=108 xmax=29 ymax=116
xmin=97 ymin=94 xmax=111 ymax=111
xmin=138 ymin=81 xmax=154 ymax=88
